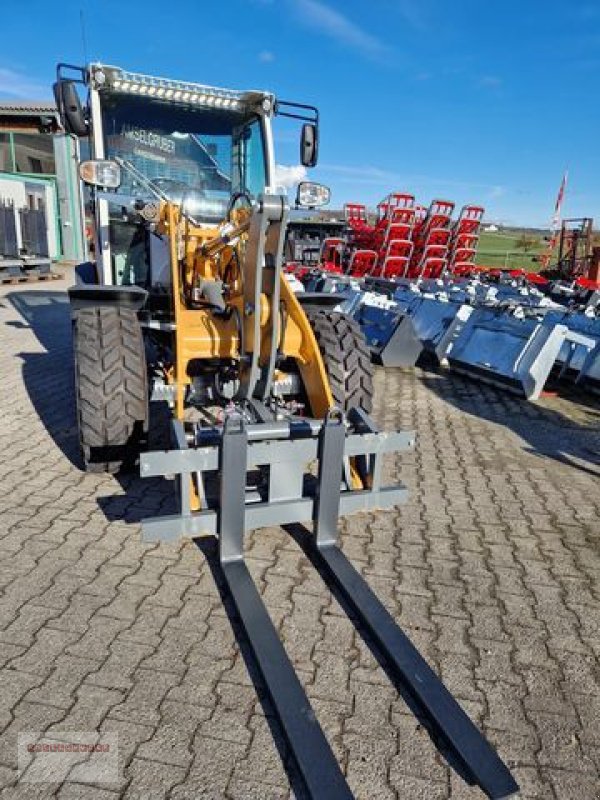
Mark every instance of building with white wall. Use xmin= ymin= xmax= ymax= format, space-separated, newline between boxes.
xmin=0 ymin=102 xmax=85 ymax=262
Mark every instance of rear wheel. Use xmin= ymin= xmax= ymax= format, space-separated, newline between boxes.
xmin=304 ymin=308 xmax=373 ymax=414
xmin=72 ymin=306 xmax=148 ymax=473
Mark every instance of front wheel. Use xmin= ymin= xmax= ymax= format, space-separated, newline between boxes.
xmin=304 ymin=308 xmax=374 ymax=415
xmin=72 ymin=306 xmax=148 ymax=473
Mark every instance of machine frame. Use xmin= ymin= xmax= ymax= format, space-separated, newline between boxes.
xmin=54 ymin=62 xmax=519 ymax=800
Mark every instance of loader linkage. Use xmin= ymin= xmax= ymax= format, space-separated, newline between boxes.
xmin=141 ymin=408 xmax=519 ymax=800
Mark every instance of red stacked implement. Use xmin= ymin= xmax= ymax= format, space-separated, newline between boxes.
xmin=319 ymin=237 xmax=345 ymax=274
xmin=447 ymin=205 xmax=485 ymax=274
xmin=338 ymin=194 xmax=485 ymax=280
xmin=348 ymin=249 xmax=378 ymax=277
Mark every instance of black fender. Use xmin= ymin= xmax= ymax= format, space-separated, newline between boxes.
xmin=296 ymin=292 xmax=342 ymax=307
xmin=68 ymin=284 xmax=148 ymax=312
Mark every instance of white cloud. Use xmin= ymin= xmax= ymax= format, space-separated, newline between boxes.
xmin=0 ymin=67 xmax=50 ymax=99
xmin=293 ymin=0 xmax=388 ymax=59
xmin=274 ymin=163 xmax=307 ymax=189
xmin=259 ymin=50 xmax=275 ymax=63
xmin=478 ymin=75 xmax=503 ymax=89
xmin=319 ymin=162 xmax=512 ymax=197
xmin=318 ymin=163 xmax=397 ymax=183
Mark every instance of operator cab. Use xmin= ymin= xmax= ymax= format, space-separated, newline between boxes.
xmin=100 ymin=88 xmax=268 ymax=287
xmin=54 ymin=63 xmax=322 ymax=290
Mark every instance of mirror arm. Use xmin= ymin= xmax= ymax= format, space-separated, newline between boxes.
xmin=56 ymin=63 xmax=87 ymax=85
xmin=274 ymin=100 xmax=319 ymax=126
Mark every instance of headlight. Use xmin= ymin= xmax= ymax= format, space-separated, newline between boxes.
xmin=296 ymin=181 xmax=331 ymax=209
xmin=79 ymin=160 xmax=121 ymax=189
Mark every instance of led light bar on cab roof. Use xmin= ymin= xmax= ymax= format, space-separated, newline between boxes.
xmin=92 ymin=65 xmax=273 ymax=113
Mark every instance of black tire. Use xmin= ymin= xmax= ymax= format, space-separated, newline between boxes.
xmin=304 ymin=308 xmax=373 ymax=414
xmin=72 ymin=306 xmax=148 ymax=473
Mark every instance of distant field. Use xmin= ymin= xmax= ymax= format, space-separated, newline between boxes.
xmin=475 ymin=230 xmax=551 ymax=271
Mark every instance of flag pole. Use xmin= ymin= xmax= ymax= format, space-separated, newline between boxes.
xmin=540 ymin=171 xmax=568 ymax=269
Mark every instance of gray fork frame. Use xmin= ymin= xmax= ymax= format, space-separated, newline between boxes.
xmin=139 ymin=410 xmax=518 ymax=800
xmin=141 ymin=409 xmax=411 ymax=542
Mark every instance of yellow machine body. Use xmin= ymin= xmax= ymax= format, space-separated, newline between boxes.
xmin=158 ymin=203 xmax=334 ymax=422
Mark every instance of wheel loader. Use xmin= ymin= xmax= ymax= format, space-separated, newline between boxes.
xmin=54 ymin=63 xmax=518 ymax=799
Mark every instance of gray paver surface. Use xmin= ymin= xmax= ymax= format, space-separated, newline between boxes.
xmin=0 ymin=276 xmax=599 ymax=799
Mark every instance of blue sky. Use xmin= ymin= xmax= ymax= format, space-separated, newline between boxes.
xmin=1 ymin=0 xmax=599 ymax=225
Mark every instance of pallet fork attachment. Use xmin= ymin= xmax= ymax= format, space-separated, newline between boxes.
xmin=141 ymin=409 xmax=519 ymax=799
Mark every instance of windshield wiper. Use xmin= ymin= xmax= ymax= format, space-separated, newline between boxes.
xmin=114 ymin=157 xmax=203 ymax=227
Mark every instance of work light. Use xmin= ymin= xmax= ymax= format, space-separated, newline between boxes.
xmin=94 ymin=65 xmax=270 ymax=114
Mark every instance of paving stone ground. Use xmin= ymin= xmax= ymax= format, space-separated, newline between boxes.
xmin=0 ymin=276 xmax=599 ymax=800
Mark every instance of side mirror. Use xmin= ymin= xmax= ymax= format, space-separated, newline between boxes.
xmin=53 ymin=79 xmax=88 ymax=137
xmin=300 ymin=123 xmax=318 ymax=168
xmin=296 ymin=181 xmax=330 ymax=209
xmin=79 ymin=160 xmax=121 ymax=189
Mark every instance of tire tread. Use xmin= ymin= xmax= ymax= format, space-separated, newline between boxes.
xmin=305 ymin=308 xmax=373 ymax=414
xmin=73 ymin=306 xmax=148 ymax=473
